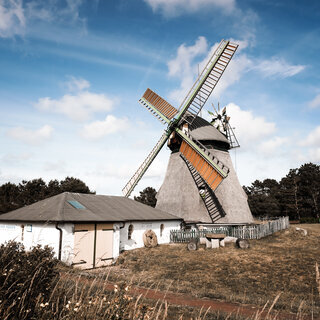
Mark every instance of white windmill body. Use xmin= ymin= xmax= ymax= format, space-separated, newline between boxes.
xmin=122 ymin=39 xmax=253 ymax=226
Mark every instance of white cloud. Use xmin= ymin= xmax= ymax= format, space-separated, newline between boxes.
xmin=198 ymin=38 xmax=251 ymax=97
xmin=65 ymin=76 xmax=90 ymax=92
xmin=309 ymin=93 xmax=320 ymax=109
xmin=167 ymin=37 xmax=306 ymax=108
xmin=7 ymin=124 xmax=53 ymax=145
xmin=0 ymin=0 xmax=86 ymax=38
xmin=225 ymin=103 xmax=276 ymax=147
xmin=308 ymin=148 xmax=320 ymax=162
xmin=82 ymin=115 xmax=129 ymax=139
xmin=300 ymin=126 xmax=320 ymax=147
xmin=35 ymin=91 xmax=115 ymax=121
xmin=144 ymin=0 xmax=236 ymax=17
xmin=168 ymin=36 xmax=208 ymax=77
xmin=167 ymin=37 xmax=252 ymax=103
xmin=254 ymin=57 xmax=305 ymax=78
xmin=43 ymin=160 xmax=67 ymax=173
xmin=258 ymin=136 xmax=288 ymax=155
xmin=0 ymin=0 xmax=25 ymax=38
xmin=167 ymin=36 xmax=208 ymax=103
xmin=212 ymin=53 xmax=252 ymax=98
xmin=26 ymin=0 xmax=85 ymax=26
xmin=2 ymin=152 xmax=32 ymax=164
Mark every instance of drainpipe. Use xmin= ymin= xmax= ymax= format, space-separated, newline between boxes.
xmin=55 ymin=223 xmax=63 ymax=261
xmin=116 ymin=222 xmax=125 ymax=230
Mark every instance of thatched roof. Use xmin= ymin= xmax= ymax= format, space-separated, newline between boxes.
xmin=156 ymin=151 xmax=253 ymax=224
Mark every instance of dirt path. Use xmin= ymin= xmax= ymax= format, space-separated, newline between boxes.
xmin=127 ymin=285 xmax=316 ymax=320
xmin=77 ymin=274 xmax=317 ymax=320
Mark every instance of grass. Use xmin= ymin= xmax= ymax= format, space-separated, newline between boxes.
xmin=104 ymin=224 xmax=320 ymax=316
xmin=1 ymin=224 xmax=319 ymax=319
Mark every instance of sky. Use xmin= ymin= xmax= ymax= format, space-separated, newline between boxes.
xmin=1 ymin=0 xmax=320 ymax=196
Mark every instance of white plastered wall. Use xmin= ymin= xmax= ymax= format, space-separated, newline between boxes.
xmin=113 ymin=223 xmax=121 ymax=258
xmin=119 ymin=220 xmax=181 ymax=253
xmin=0 ymin=222 xmax=74 ymax=265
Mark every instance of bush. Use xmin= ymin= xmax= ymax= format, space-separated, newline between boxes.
xmin=300 ymin=217 xmax=320 ymax=224
xmin=0 ymin=241 xmax=59 ymax=319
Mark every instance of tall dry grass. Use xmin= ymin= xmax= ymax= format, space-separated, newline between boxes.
xmin=0 ymin=241 xmax=169 ymax=319
xmin=1 ymin=238 xmax=319 ymax=319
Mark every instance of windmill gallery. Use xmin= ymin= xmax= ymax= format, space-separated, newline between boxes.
xmin=0 ymin=40 xmax=286 ymax=269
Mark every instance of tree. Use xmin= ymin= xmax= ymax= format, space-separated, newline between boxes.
xmin=279 ymin=169 xmax=301 ymax=220
xmin=134 ymin=187 xmax=157 ymax=208
xmin=59 ymin=177 xmax=93 ymax=194
xmin=0 ymin=182 xmax=20 ymax=214
xmin=244 ymin=162 xmax=320 ymax=221
xmin=0 ymin=177 xmax=95 ymax=214
xmin=244 ymin=179 xmax=280 ymax=218
xmin=297 ymin=163 xmax=320 ymax=220
xmin=17 ymin=178 xmax=47 ymax=207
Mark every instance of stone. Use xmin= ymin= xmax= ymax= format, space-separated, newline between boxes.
xmin=295 ymin=227 xmax=307 ymax=236
xmin=187 ymin=240 xmax=198 ymax=251
xmin=224 ymin=236 xmax=237 ymax=243
xmin=236 ymin=238 xmax=250 ymax=249
xmin=211 ymin=239 xmax=220 ymax=248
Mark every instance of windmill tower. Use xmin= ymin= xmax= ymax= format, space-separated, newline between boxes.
xmin=122 ymin=40 xmax=253 ymax=225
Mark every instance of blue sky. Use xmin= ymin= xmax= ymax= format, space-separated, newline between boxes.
xmin=1 ymin=0 xmax=320 ymax=196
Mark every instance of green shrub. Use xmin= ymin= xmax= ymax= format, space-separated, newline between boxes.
xmin=300 ymin=217 xmax=320 ymax=224
xmin=0 ymin=241 xmax=59 ymax=319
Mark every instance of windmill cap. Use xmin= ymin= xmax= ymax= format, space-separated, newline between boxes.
xmin=187 ymin=116 xmax=230 ymax=147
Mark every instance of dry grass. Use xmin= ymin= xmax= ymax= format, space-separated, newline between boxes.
xmin=104 ymin=225 xmax=320 ymax=316
xmin=2 ymin=225 xmax=319 ymax=319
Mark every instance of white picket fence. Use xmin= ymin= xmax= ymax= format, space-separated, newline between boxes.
xmin=170 ymin=216 xmax=290 ymax=242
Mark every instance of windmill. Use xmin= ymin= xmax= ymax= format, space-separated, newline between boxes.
xmin=122 ymin=39 xmax=253 ymax=225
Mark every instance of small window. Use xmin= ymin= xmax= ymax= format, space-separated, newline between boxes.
xmin=67 ymin=200 xmax=86 ymax=210
xmin=128 ymin=224 xmax=134 ymax=240
xmin=160 ymin=224 xmax=164 ymax=237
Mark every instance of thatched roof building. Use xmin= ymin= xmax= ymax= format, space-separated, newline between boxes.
xmin=156 ymin=116 xmax=253 ymax=225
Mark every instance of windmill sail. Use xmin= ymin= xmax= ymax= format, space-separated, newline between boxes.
xmin=139 ymin=88 xmax=178 ymax=124
xmin=176 ymin=129 xmax=228 ymax=191
xmin=176 ymin=40 xmax=238 ymax=125
xmin=122 ymin=39 xmax=238 ymax=198
xmin=122 ymin=132 xmax=169 ymax=197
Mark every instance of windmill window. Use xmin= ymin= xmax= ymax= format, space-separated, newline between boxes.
xmin=67 ymin=200 xmax=86 ymax=210
xmin=160 ymin=224 xmax=164 ymax=237
xmin=128 ymin=224 xmax=134 ymax=240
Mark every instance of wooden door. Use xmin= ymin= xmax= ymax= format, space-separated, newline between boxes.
xmin=95 ymin=223 xmax=113 ymax=267
xmin=73 ymin=224 xmax=95 ymax=269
